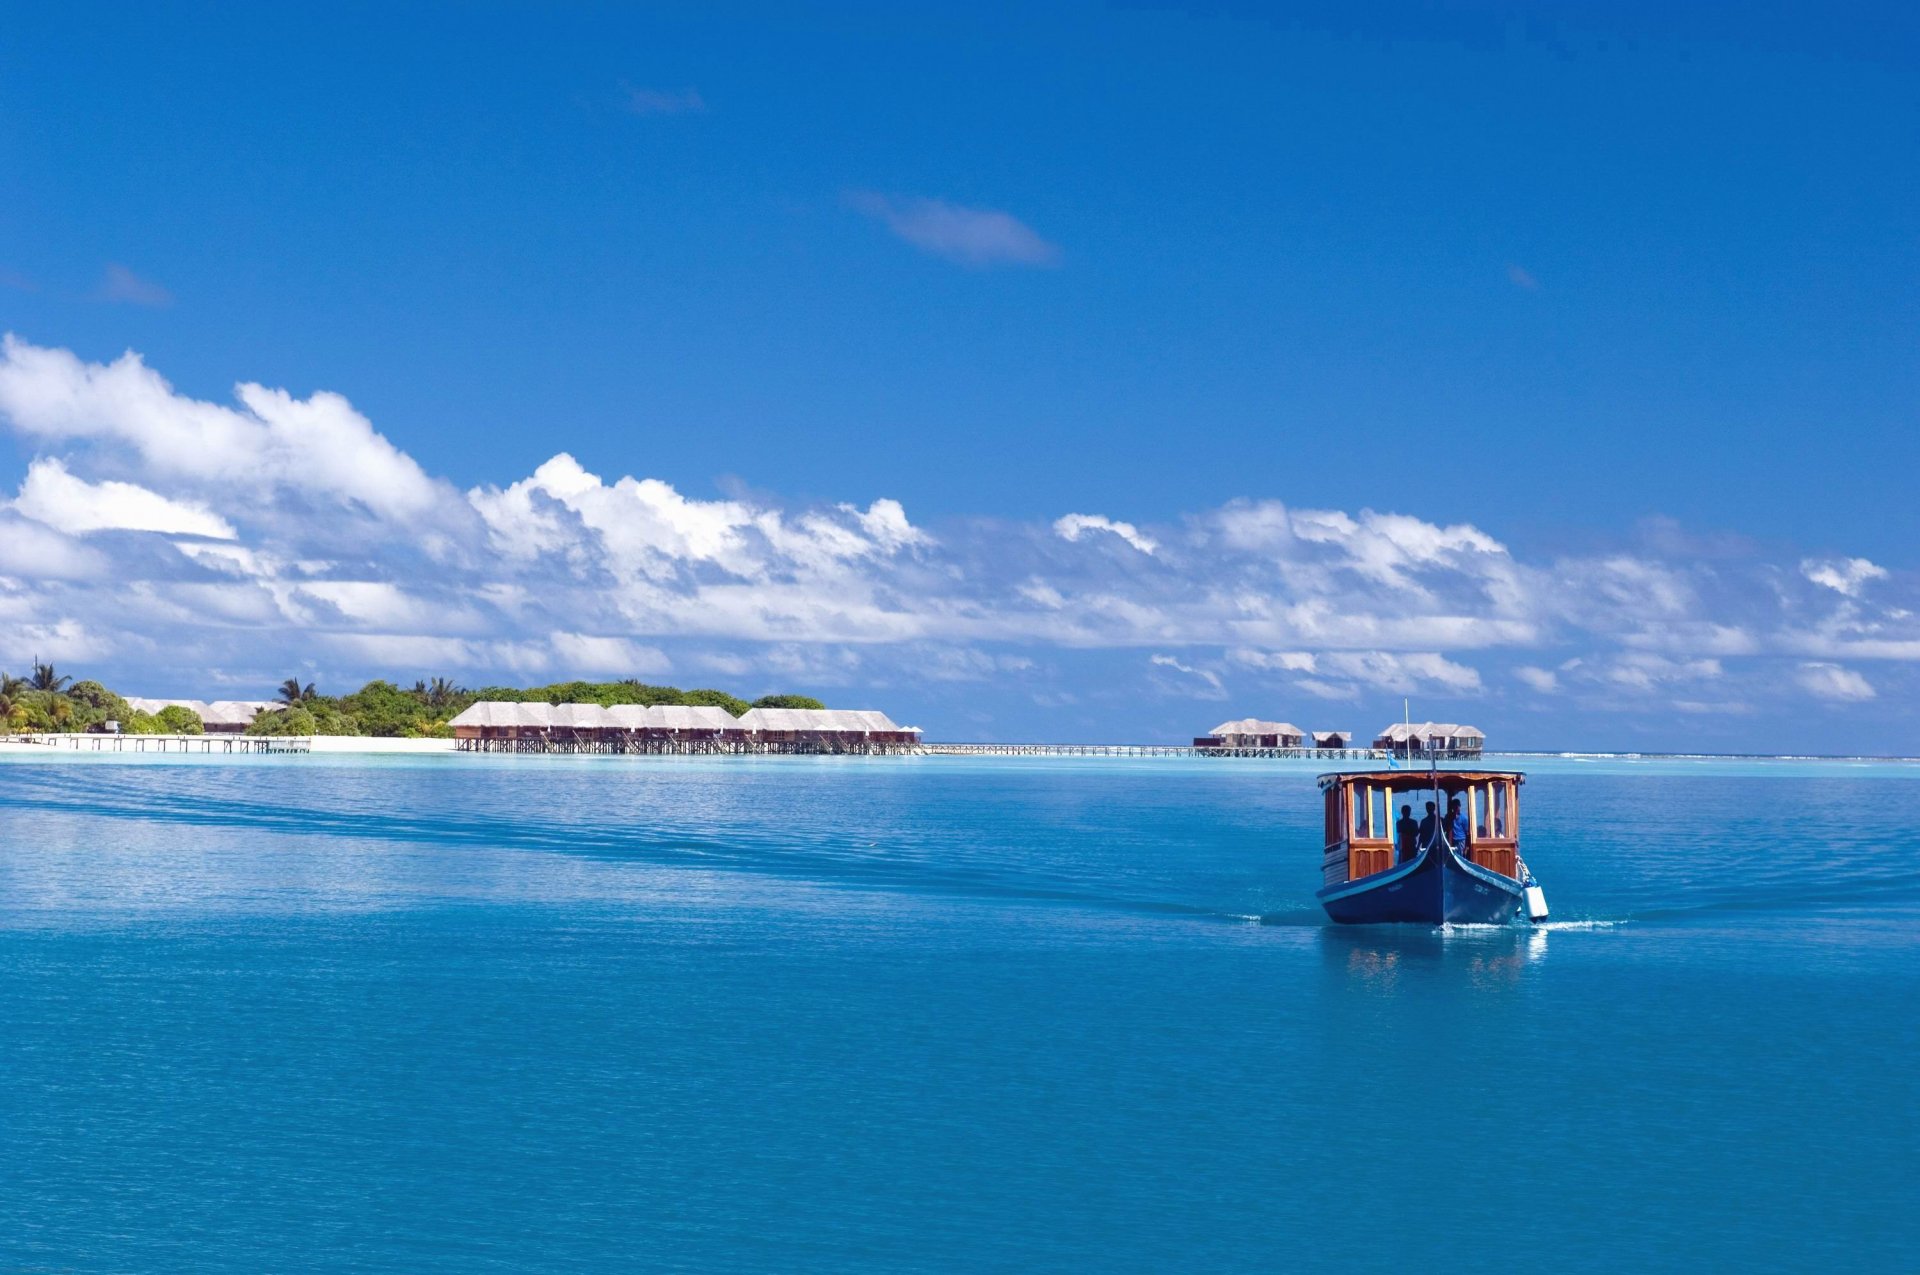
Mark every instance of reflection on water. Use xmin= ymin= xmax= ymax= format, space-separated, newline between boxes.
xmin=1319 ymin=922 xmax=1550 ymax=991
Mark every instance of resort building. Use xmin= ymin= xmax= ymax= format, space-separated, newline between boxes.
xmin=1193 ymin=718 xmax=1306 ymax=749
xmin=447 ymin=702 xmax=922 ymax=754
xmin=1371 ymin=722 xmax=1486 ymax=759
xmin=122 ymin=697 xmax=279 ymax=733
xmin=1312 ymin=729 xmax=1354 ymax=749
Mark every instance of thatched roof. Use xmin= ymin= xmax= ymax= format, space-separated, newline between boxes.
xmin=549 ymin=703 xmax=612 ymax=729
xmin=449 ymin=701 xmax=556 ymax=729
xmin=449 ymin=701 xmax=915 ymax=735
xmin=650 ymin=705 xmax=737 ymax=731
xmin=1208 ymin=718 xmax=1303 ymax=738
xmin=734 ymin=708 xmax=909 ymax=733
xmin=1375 ymin=721 xmax=1484 ymax=743
xmin=122 ymin=696 xmax=273 ymax=726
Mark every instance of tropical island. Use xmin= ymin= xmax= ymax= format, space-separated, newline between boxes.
xmin=0 ymin=658 xmax=826 ymax=739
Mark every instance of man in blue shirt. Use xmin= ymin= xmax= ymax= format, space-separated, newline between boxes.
xmin=1447 ymin=797 xmax=1469 ymax=850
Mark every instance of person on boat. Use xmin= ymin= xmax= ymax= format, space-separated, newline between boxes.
xmin=1448 ymin=797 xmax=1469 ymax=849
xmin=1395 ymin=804 xmax=1418 ymax=862
xmin=1415 ymin=800 xmax=1440 ymax=851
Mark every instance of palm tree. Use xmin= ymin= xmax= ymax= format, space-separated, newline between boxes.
xmin=29 ymin=658 xmax=70 ymax=693
xmin=278 ymin=677 xmax=316 ymax=706
xmin=427 ymin=676 xmax=459 ymax=708
xmin=0 ymin=672 xmax=24 ymax=700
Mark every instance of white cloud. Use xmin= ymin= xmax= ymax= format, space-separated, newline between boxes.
xmin=548 ymin=632 xmax=671 ymax=675
xmin=1801 ymin=557 xmax=1887 ymax=597
xmin=847 ymin=192 xmax=1062 ymax=268
xmin=1588 ymin=652 xmax=1723 ymax=691
xmin=1795 ymin=662 xmax=1875 ymax=702
xmin=1228 ymin=648 xmax=1317 ymax=673
xmin=1514 ymin=665 xmax=1559 ymax=693
xmin=0 ymin=513 xmax=108 ymax=579
xmin=0 ymin=336 xmax=443 ymax=521
xmin=0 ymin=338 xmax=1914 ymax=724
xmin=1316 ymin=651 xmax=1483 ymax=695
xmin=1227 ymin=647 xmax=1478 ymax=698
xmin=1149 ymin=653 xmax=1223 ymax=692
xmin=12 ymin=457 xmax=236 ymax=538
xmin=0 ymin=617 xmax=111 ymax=664
xmin=1054 ymin=512 xmax=1158 ymax=555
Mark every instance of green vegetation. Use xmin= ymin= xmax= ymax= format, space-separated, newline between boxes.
xmin=0 ymin=662 xmax=824 ymax=738
xmin=750 ymin=694 xmax=827 ymax=710
xmin=0 ymin=663 xmax=135 ymax=733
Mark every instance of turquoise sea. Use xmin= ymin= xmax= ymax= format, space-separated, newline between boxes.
xmin=3 ymin=751 xmax=1916 ymax=1272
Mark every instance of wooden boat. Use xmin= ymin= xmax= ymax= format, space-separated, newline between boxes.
xmin=1315 ymin=769 xmax=1549 ymax=925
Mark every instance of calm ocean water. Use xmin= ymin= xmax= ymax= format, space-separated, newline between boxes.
xmin=3 ymin=751 xmax=1916 ymax=1272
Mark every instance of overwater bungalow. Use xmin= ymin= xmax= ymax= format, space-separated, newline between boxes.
xmin=1371 ymin=721 xmax=1486 ymax=759
xmin=1194 ymin=718 xmax=1306 ymax=750
xmin=448 ymin=702 xmax=921 ymax=754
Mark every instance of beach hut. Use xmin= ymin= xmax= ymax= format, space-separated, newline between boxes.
xmin=123 ymin=696 xmax=273 ymax=733
xmin=1198 ymin=718 xmax=1305 ymax=749
xmin=603 ymin=704 xmax=652 ymax=737
xmin=734 ymin=707 xmax=919 ymax=751
xmin=548 ymin=702 xmax=613 ymax=740
xmin=201 ymin=700 xmax=276 ymax=733
xmin=648 ymin=704 xmax=736 ymax=745
xmin=450 ymin=700 xmax=557 ymax=743
xmin=1371 ymin=722 xmax=1486 ymax=758
xmin=1312 ymin=729 xmax=1353 ymax=749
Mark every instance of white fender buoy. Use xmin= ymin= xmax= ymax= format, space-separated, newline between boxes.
xmin=1525 ymin=883 xmax=1550 ymax=923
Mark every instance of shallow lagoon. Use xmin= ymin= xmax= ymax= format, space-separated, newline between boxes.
xmin=3 ymin=752 xmax=1916 ymax=1271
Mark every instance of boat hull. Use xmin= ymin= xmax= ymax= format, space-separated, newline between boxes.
xmin=1317 ymin=843 xmax=1527 ymax=925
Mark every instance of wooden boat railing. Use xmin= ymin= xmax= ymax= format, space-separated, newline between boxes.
xmin=1320 ymin=770 xmax=1526 ymax=888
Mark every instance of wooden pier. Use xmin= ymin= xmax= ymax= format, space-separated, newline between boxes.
xmin=7 ymin=733 xmax=311 ymax=754
xmin=924 ymin=743 xmax=1386 ymax=760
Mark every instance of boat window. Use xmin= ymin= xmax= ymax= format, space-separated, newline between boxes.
xmin=1349 ymin=782 xmax=1392 ymax=841
xmin=1455 ymin=779 xmax=1515 ymax=840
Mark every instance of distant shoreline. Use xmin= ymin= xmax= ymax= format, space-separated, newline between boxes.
xmin=4 ymin=734 xmax=1920 ymax=765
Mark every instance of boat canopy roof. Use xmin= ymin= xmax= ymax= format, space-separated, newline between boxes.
xmin=1316 ymin=769 xmax=1525 ymax=792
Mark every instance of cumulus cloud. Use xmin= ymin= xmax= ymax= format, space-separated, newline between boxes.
xmin=11 ymin=457 xmax=236 ymax=539
xmin=1054 ymin=513 xmax=1158 ymax=555
xmin=1796 ymin=662 xmax=1875 ymax=702
xmin=0 ymin=336 xmax=443 ymax=521
xmin=1 ymin=338 xmax=1916 ymax=727
xmin=1802 ymin=557 xmax=1887 ymax=597
xmin=847 ymin=192 xmax=1061 ymax=268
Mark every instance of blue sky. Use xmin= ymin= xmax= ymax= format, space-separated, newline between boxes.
xmin=1 ymin=2 xmax=1915 ymax=750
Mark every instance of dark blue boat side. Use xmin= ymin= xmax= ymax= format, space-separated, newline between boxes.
xmin=1312 ymin=768 xmax=1545 ymax=925
xmin=1316 ymin=840 xmax=1526 ymax=925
